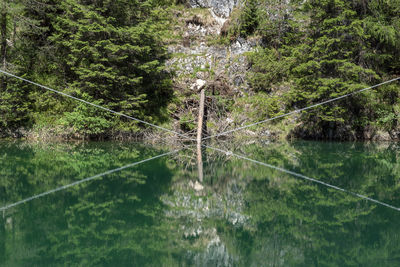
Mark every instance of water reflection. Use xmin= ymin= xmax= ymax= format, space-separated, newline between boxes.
xmin=0 ymin=140 xmax=399 ymax=266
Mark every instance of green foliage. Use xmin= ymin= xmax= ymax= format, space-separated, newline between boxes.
xmin=233 ymin=92 xmax=285 ymax=123
xmin=0 ymin=0 xmax=174 ymax=139
xmin=368 ymin=84 xmax=400 ymax=133
xmin=1 ymin=0 xmax=399 ymax=141
xmin=50 ymin=0 xmax=173 ymax=134
xmin=179 ymin=111 xmax=196 ymax=132
xmin=1 ymin=141 xmax=400 ymax=265
xmin=0 ymin=141 xmax=192 ymax=265
xmin=243 ymin=0 xmax=400 ymax=139
xmin=247 ymin=48 xmax=292 ymax=91
xmin=0 ymin=81 xmax=32 ymax=134
xmin=59 ymin=102 xmax=113 ymax=138
xmin=239 ymin=0 xmax=259 ymax=37
xmin=361 ymin=0 xmax=400 ymax=72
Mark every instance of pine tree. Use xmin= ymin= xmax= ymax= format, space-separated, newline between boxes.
xmin=0 ymin=0 xmax=38 ymax=134
xmin=50 ymin=0 xmax=172 ymax=137
xmin=240 ymin=0 xmax=259 ymax=37
xmin=1 ymin=0 xmax=10 ymax=93
xmin=246 ymin=0 xmax=400 ymax=139
xmin=288 ymin=0 xmax=380 ymax=139
xmin=361 ymin=0 xmax=400 ymax=74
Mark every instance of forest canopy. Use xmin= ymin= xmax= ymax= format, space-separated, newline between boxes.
xmin=0 ymin=0 xmax=173 ymax=139
xmin=0 ymin=0 xmax=399 ymax=140
xmin=237 ymin=0 xmax=400 ymax=139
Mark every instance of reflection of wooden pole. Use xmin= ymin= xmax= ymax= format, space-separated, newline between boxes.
xmin=197 ymin=141 xmax=203 ymax=182
xmin=197 ymin=88 xmax=205 ymax=182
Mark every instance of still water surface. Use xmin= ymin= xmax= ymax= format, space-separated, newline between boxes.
xmin=0 ymin=140 xmax=399 ymax=266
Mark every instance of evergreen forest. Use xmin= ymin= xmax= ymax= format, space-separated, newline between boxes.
xmin=0 ymin=0 xmax=399 ymax=140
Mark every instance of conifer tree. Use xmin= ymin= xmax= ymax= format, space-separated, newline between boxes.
xmin=50 ymin=0 xmax=172 ymax=137
xmin=361 ymin=0 xmax=400 ymax=74
xmin=0 ymin=0 xmax=12 ymax=94
xmin=289 ymin=0 xmax=380 ymax=138
xmin=240 ymin=0 xmax=259 ymax=37
xmin=0 ymin=0 xmax=38 ymax=133
xmin=247 ymin=0 xmax=400 ymax=139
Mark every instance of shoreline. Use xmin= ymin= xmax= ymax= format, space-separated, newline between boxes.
xmin=1 ymin=127 xmax=398 ymax=143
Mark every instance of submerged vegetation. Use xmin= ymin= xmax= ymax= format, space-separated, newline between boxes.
xmin=0 ymin=0 xmax=399 ymax=140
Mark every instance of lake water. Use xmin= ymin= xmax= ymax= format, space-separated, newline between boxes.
xmin=0 ymin=140 xmax=399 ymax=266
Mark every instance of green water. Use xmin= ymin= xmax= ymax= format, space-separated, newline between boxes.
xmin=0 ymin=140 xmax=399 ymax=266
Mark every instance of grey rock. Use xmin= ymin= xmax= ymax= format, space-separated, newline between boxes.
xmin=194 ymin=180 xmax=205 ymax=190
xmin=166 ymin=4 xmax=265 ymax=95
xmin=189 ymin=0 xmax=239 ymax=18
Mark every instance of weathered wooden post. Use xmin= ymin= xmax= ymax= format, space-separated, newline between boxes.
xmin=197 ymin=89 xmax=205 ymax=182
xmin=197 ymin=87 xmax=206 ymax=144
xmin=195 ymin=79 xmax=206 ymax=182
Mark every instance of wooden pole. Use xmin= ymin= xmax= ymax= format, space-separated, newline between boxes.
xmin=197 ymin=88 xmax=205 ymax=182
xmin=197 ymin=88 xmax=205 ymax=144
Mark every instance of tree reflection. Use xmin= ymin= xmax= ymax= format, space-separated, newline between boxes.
xmin=1 ymin=140 xmax=400 ymax=266
xmin=0 ymin=215 xmax=5 ymax=264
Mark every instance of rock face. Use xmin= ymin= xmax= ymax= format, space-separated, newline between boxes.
xmin=188 ymin=0 xmax=240 ymax=18
xmin=166 ymin=0 xmax=258 ymax=94
xmin=166 ymin=10 xmax=262 ymax=94
xmin=166 ymin=0 xmax=260 ymax=134
xmin=167 ymin=38 xmax=261 ymax=94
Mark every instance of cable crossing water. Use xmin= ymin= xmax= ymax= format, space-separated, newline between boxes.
xmin=0 ymin=148 xmax=183 ymax=212
xmin=2 ymin=69 xmax=400 ymax=213
xmin=204 ymin=144 xmax=400 ymax=212
xmin=3 ymin=69 xmax=398 ymax=144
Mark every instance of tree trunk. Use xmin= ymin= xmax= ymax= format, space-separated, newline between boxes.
xmin=0 ymin=1 xmax=8 ymax=92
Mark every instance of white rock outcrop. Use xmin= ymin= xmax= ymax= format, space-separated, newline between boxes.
xmin=188 ymin=0 xmax=240 ymax=18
